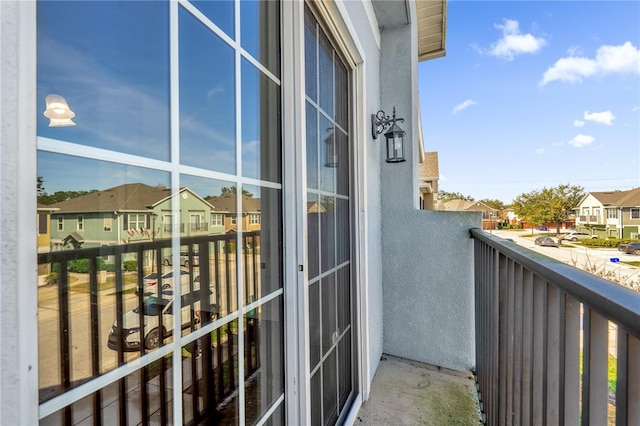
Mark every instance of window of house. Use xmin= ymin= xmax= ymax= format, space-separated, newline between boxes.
xmin=77 ymin=216 xmax=84 ymax=231
xmin=632 ymin=208 xmax=640 ymax=219
xmin=231 ymin=216 xmax=237 ymax=225
xmin=211 ymin=213 xmax=223 ymax=226
xmin=57 ymin=217 xmax=63 ymax=231
xmin=103 ymin=217 xmax=112 ymax=232
xmin=250 ymin=214 xmax=260 ymax=224
xmin=607 ymin=209 xmax=618 ymax=219
xmin=190 ymin=214 xmax=203 ymax=231
xmin=38 ymin=214 xmax=47 ymax=234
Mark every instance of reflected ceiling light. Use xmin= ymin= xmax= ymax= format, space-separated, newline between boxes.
xmin=43 ymin=94 xmax=76 ymax=127
xmin=371 ymin=107 xmax=406 ymax=163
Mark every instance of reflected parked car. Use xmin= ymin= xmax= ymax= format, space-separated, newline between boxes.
xmin=535 ymin=237 xmax=558 ymax=247
xmin=535 ymin=225 xmax=548 ymax=231
xmin=107 ymin=289 xmax=218 ymax=351
xmin=163 ymin=250 xmax=199 ymax=267
xmin=560 ymin=232 xmax=597 ymax=242
xmin=618 ymin=242 xmax=640 ymax=255
xmin=136 ymin=269 xmax=190 ymax=296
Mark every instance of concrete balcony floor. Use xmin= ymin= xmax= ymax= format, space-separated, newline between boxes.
xmin=356 ymin=355 xmax=482 ymax=425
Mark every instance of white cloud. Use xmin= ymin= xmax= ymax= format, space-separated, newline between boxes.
xmin=584 ymin=110 xmax=615 ymax=125
xmin=486 ymin=19 xmax=547 ymax=61
xmin=535 ymin=148 xmax=545 ymax=155
xmin=541 ymin=41 xmax=640 ymax=85
xmin=568 ymin=134 xmax=595 ymax=148
xmin=573 ymin=120 xmax=585 ymax=127
xmin=453 ymin=99 xmax=477 ymax=115
xmin=567 ymin=45 xmax=584 ymax=56
xmin=207 ymin=84 xmax=224 ymax=98
xmin=552 ymin=141 xmax=564 ymax=146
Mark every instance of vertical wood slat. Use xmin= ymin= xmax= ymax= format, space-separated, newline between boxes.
xmin=564 ymin=296 xmax=580 ymax=425
xmin=521 ymin=270 xmax=533 ymax=426
xmin=531 ymin=276 xmax=547 ymax=426
xmin=512 ymin=264 xmax=523 ymax=425
xmin=627 ymin=335 xmax=640 ymax=425
xmin=498 ymin=253 xmax=507 ymax=426
xmin=505 ymin=259 xmax=515 ymax=426
xmin=546 ymin=285 xmax=562 ymax=425
xmin=582 ymin=308 xmax=609 ymax=425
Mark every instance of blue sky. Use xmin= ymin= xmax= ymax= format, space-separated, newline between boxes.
xmin=419 ymin=0 xmax=640 ymax=204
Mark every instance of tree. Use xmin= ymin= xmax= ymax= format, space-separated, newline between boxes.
xmin=438 ymin=190 xmax=474 ymax=203
xmin=512 ymin=184 xmax=584 ymax=232
xmin=220 ymin=186 xmax=253 ymax=197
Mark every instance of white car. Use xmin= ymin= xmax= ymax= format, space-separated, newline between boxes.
xmin=107 ymin=289 xmax=218 ymax=351
xmin=561 ymin=231 xmax=597 ymax=242
xmin=136 ymin=269 xmax=190 ymax=296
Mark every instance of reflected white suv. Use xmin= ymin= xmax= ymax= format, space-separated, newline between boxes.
xmin=561 ymin=232 xmax=597 ymax=242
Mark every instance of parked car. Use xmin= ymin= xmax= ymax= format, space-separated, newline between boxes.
xmin=136 ymin=269 xmax=190 ymax=296
xmin=560 ymin=232 xmax=597 ymax=242
xmin=618 ymin=242 xmax=640 ymax=255
xmin=107 ymin=289 xmax=218 ymax=351
xmin=163 ymin=250 xmax=199 ymax=267
xmin=535 ymin=225 xmax=548 ymax=231
xmin=535 ymin=237 xmax=558 ymax=247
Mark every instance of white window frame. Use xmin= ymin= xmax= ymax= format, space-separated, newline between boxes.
xmin=103 ymin=216 xmax=112 ymax=232
xmin=211 ymin=213 xmax=223 ymax=226
xmin=250 ymin=213 xmax=260 ymax=224
xmin=76 ymin=215 xmax=84 ymax=231
xmin=607 ymin=208 xmax=618 ymax=219
xmin=57 ymin=217 xmax=64 ymax=231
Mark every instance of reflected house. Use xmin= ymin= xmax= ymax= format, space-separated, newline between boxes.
xmin=48 ymin=183 xmax=219 ymax=252
xmin=205 ymin=194 xmax=262 ymax=234
xmin=37 ymin=204 xmax=58 ymax=275
xmin=4 ymin=1 xmax=639 ymax=426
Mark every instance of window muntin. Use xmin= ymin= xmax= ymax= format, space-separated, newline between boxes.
xmin=57 ymin=217 xmax=63 ymax=231
xmin=250 ymin=214 xmax=260 ymax=224
xmin=77 ymin=215 xmax=84 ymax=231
xmin=211 ymin=213 xmax=224 ymax=227
xmin=607 ymin=209 xmax=618 ymax=219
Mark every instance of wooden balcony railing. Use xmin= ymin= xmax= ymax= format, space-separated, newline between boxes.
xmin=471 ymin=229 xmax=640 ymax=425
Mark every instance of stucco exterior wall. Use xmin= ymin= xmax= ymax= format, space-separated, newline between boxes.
xmin=1 ymin=2 xmax=38 ymax=424
xmin=378 ymin=8 xmax=478 ymax=371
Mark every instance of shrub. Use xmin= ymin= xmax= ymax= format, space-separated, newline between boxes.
xmin=123 ymin=260 xmax=138 ymax=272
xmin=44 ymin=272 xmax=58 ymax=285
xmin=580 ymin=238 xmax=635 ymax=248
xmin=68 ymin=258 xmax=116 ymax=272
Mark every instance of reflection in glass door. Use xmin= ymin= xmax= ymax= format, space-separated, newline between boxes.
xmin=304 ymin=7 xmax=355 ymax=425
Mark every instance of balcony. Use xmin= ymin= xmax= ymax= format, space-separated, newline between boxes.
xmin=36 ymin=227 xmax=640 ymax=424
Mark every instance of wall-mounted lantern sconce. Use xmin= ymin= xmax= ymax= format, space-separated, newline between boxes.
xmin=371 ymin=106 xmax=406 ymax=163
xmin=43 ymin=94 xmax=76 ymax=127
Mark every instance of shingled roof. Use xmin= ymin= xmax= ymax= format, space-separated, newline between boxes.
xmin=205 ymin=194 xmax=261 ymax=214
xmin=590 ymin=187 xmax=640 ymax=207
xmin=50 ymin=183 xmax=171 ymax=213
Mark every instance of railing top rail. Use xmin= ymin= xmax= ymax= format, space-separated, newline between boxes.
xmin=471 ymin=228 xmax=640 ymax=337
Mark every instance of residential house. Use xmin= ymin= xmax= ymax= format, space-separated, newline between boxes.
xmin=418 ymin=151 xmax=439 ymax=210
xmin=2 ymin=1 xmax=638 ymax=425
xmin=575 ymin=187 xmax=640 ymax=238
xmin=205 ymin=194 xmax=262 ymax=234
xmin=37 ymin=204 xmax=58 ymax=275
xmin=48 ymin=183 xmax=222 ymax=251
xmin=442 ymin=199 xmax=499 ymax=229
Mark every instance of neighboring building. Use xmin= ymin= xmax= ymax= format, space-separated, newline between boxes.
xmin=206 ymin=194 xmax=262 ymax=233
xmin=575 ymin=187 xmax=640 ymax=238
xmin=418 ymin=151 xmax=439 ymax=210
xmin=2 ymin=2 xmax=486 ymax=425
xmin=442 ymin=199 xmax=498 ymax=230
xmin=48 ymin=183 xmax=221 ymax=251
xmin=37 ymin=205 xmax=58 ymax=275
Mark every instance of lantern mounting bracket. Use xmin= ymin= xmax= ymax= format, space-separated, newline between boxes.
xmin=371 ymin=107 xmax=404 ymax=139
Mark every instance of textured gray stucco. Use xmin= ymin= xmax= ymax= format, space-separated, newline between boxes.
xmin=1 ymin=2 xmax=38 ymax=424
xmin=382 ymin=210 xmax=480 ymax=370
xmin=378 ymin=9 xmax=479 ymax=371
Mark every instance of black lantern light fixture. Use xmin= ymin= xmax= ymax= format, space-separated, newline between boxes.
xmin=371 ymin=106 xmax=406 ymax=163
xmin=323 ymin=127 xmax=337 ymax=168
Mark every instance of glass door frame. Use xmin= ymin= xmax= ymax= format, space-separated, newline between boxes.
xmin=282 ymin=1 xmax=371 ymax=424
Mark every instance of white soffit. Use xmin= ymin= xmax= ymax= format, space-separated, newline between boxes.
xmin=417 ymin=0 xmax=447 ymax=61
